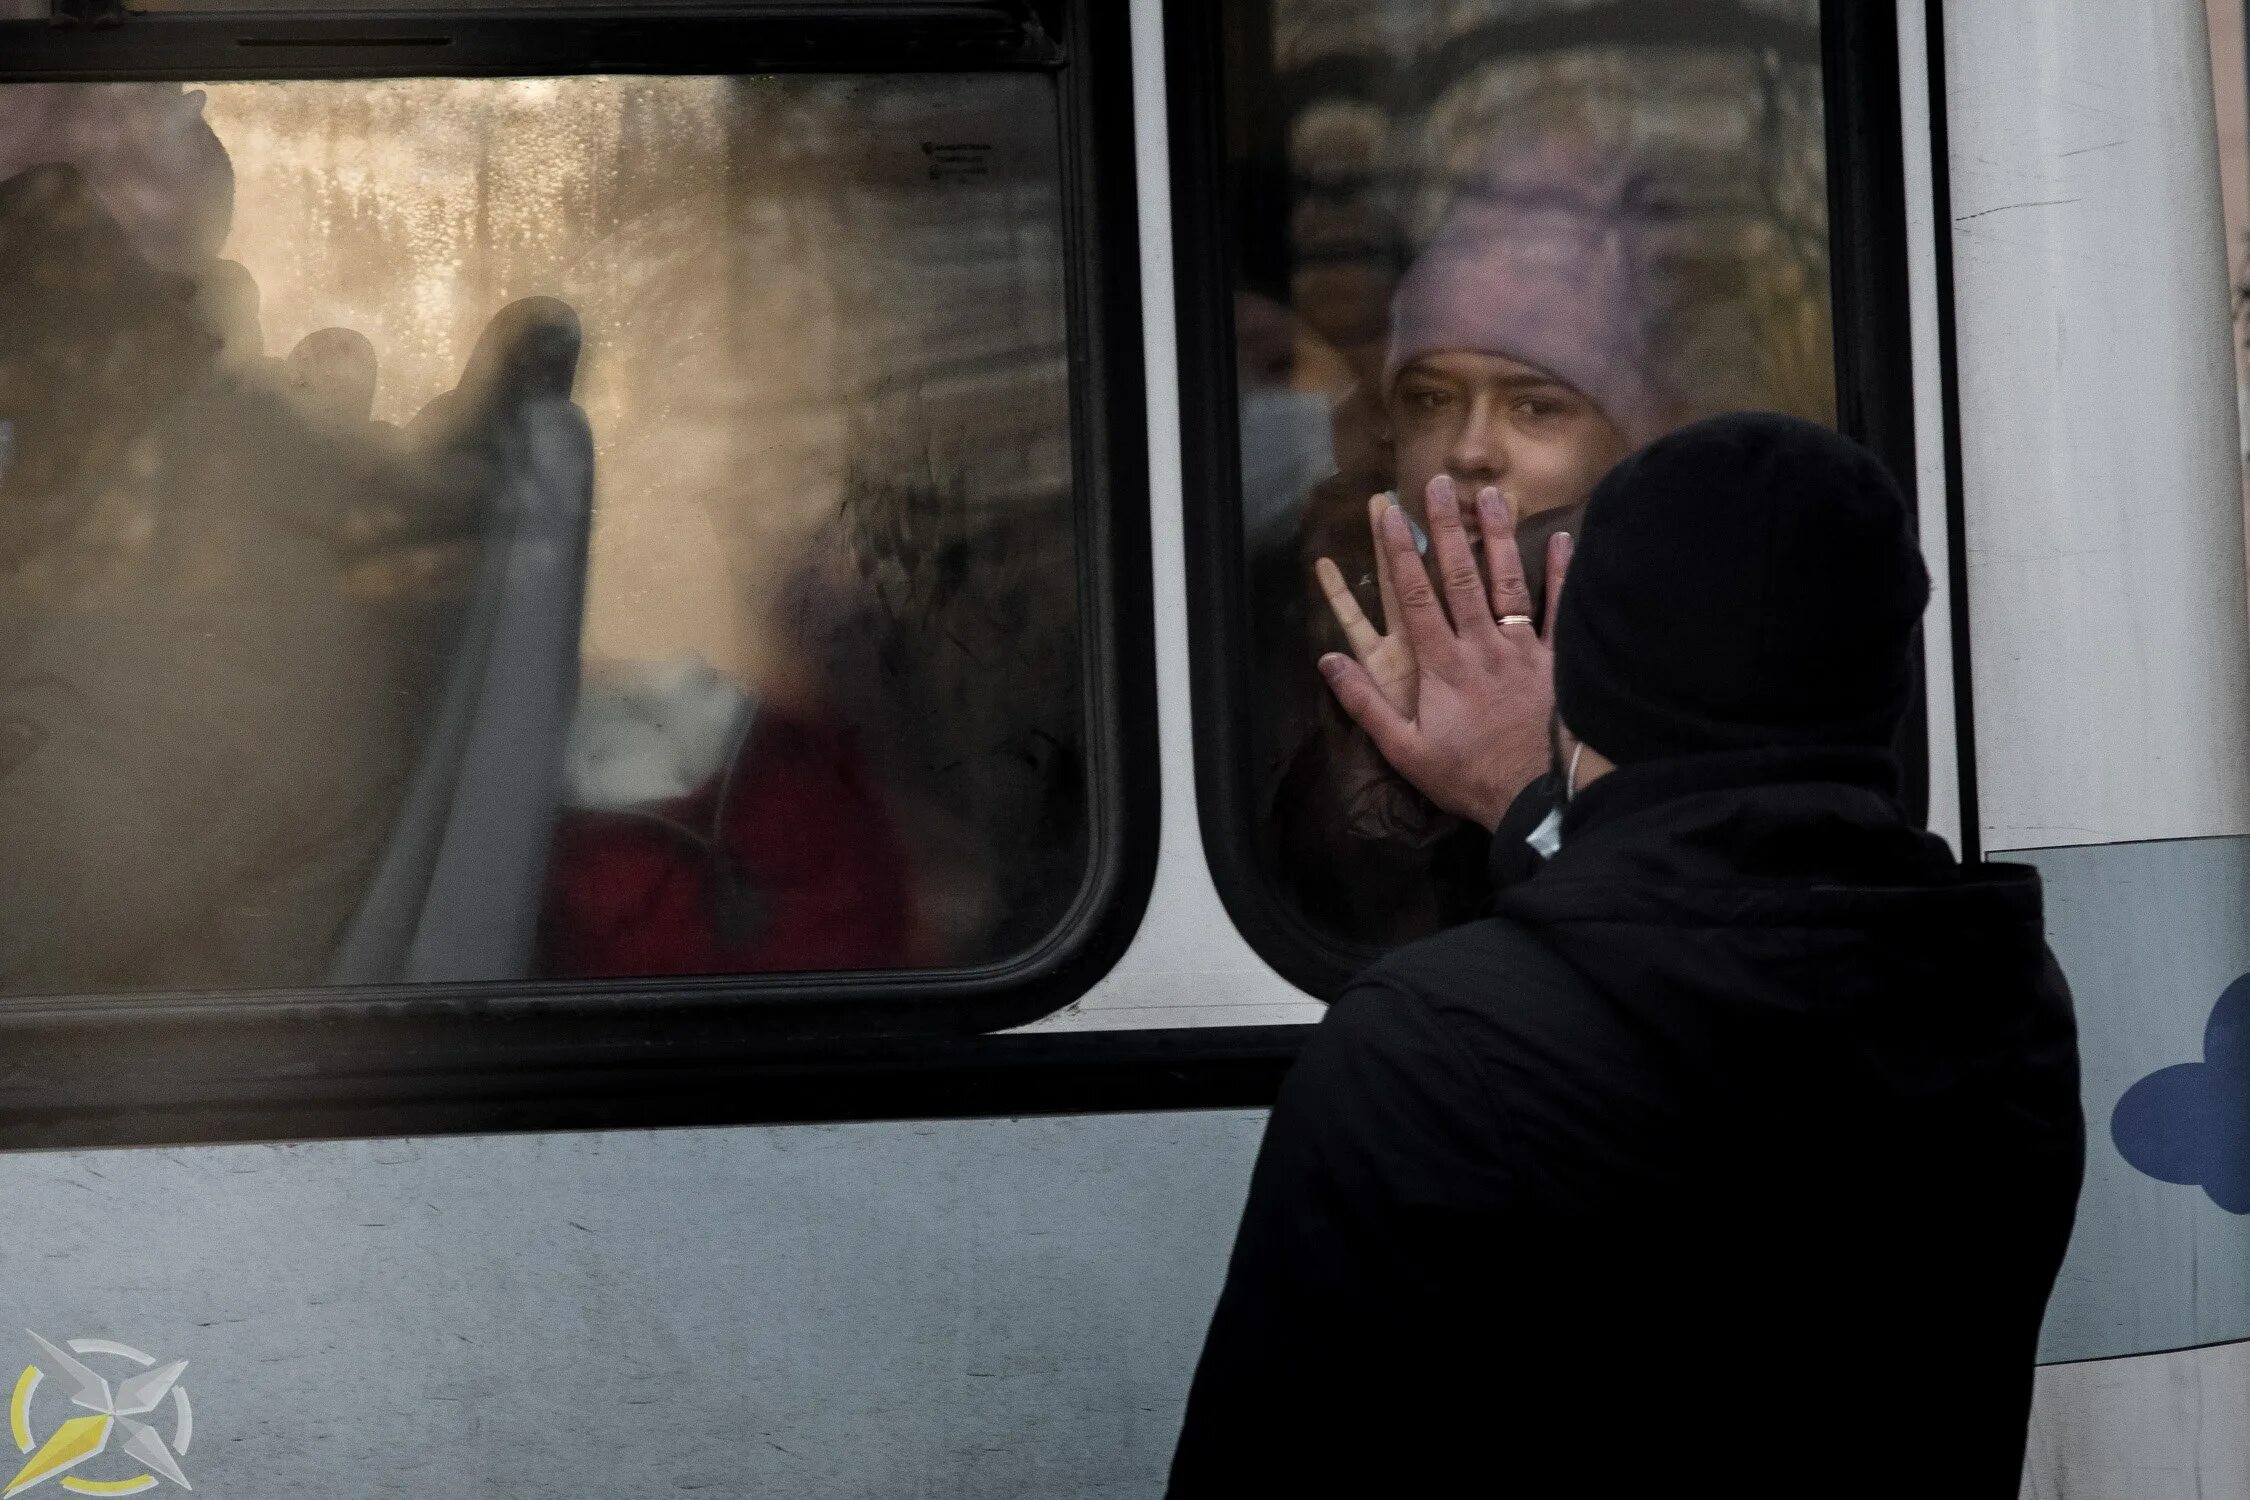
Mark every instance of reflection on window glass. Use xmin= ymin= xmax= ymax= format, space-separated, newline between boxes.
xmin=1236 ymin=0 xmax=1834 ymax=947
xmin=0 ymin=75 xmax=1085 ymax=994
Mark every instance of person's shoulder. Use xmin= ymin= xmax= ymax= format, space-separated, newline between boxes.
xmin=1281 ymin=923 xmax=1564 ymax=1111
xmin=1338 ymin=916 xmax=1633 ymax=1098
xmin=1277 ymin=918 xmax=1597 ymax=1193
xmin=1353 ymin=915 xmax=1593 ymax=1024
xmin=1275 ymin=934 xmax=1532 ymax=1193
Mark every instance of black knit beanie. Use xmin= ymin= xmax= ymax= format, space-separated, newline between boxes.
xmin=1552 ymin=412 xmax=1929 ymax=764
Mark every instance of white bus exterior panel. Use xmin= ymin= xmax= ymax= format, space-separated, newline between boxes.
xmin=0 ymin=1112 xmax=1267 ymax=1498
xmin=2018 ymin=1339 xmax=2250 ymax=1499
xmin=1018 ymin=0 xmax=1322 ymax=1034
xmin=1946 ymin=0 xmax=2250 ymax=853
xmin=1900 ymin=0 xmax=1968 ymax=856
xmin=2023 ymin=835 xmax=2250 ymax=1362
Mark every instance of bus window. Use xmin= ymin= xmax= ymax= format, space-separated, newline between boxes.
xmin=0 ymin=69 xmax=1098 ymax=995
xmin=1193 ymin=0 xmax=1849 ymax=970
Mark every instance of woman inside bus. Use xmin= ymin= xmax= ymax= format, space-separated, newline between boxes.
xmin=1261 ymin=127 xmax=1836 ymax=946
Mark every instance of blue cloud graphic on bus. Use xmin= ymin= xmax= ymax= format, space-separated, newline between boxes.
xmin=2111 ymin=973 xmax=2250 ymax=1214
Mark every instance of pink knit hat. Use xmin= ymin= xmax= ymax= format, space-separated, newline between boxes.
xmin=1384 ymin=134 xmax=1673 ymax=448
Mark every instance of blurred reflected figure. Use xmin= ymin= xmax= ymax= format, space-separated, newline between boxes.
xmin=0 ymin=82 xmax=234 ymax=276
xmin=0 ymin=164 xmax=211 ymax=616
xmin=407 ymin=295 xmax=583 ymax=463
xmin=194 ymin=255 xmax=269 ymax=373
xmin=285 ymin=327 xmax=379 ymax=433
xmin=0 ymin=89 xmax=593 ymax=992
xmin=0 ymin=162 xmax=422 ymax=991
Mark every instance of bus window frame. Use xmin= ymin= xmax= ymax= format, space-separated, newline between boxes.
xmin=0 ymin=0 xmax=1172 ymax=1148
xmin=1168 ymin=0 xmax=1930 ymax=999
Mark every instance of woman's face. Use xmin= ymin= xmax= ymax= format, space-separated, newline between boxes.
xmin=1386 ymin=349 xmax=1627 ymax=542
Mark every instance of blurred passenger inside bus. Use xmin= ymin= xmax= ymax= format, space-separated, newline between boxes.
xmin=538 ymin=458 xmax=1083 ymax=978
xmin=768 ymin=467 xmax=1084 ymax=971
xmin=1237 ymin=289 xmax=1359 ymax=845
xmin=0 ymin=80 xmax=1064 ymax=990
xmin=1261 ymin=130 xmax=1833 ymax=946
xmin=1235 ymin=288 xmax=1354 ymax=558
xmin=0 ymin=90 xmax=411 ymax=993
xmin=0 ymin=85 xmax=566 ymax=993
xmin=534 ymin=375 xmax=1066 ymax=976
xmin=538 ymin=648 xmax=916 ymax=979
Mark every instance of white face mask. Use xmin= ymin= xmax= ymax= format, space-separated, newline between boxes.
xmin=1525 ymin=741 xmax=1585 ymax=859
xmin=1237 ymin=388 xmax=1337 ymax=549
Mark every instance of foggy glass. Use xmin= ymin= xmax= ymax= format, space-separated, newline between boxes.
xmin=1238 ymin=0 xmax=1834 ymax=948
xmin=0 ymin=74 xmax=1085 ymax=994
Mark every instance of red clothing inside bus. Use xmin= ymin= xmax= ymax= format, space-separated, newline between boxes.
xmin=540 ymin=710 xmax=912 ymax=977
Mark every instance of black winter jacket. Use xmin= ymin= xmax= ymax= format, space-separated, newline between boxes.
xmin=1170 ymin=746 xmax=2084 ymax=1497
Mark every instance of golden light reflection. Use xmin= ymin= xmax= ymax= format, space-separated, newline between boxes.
xmin=200 ymin=73 xmax=1069 ymax=683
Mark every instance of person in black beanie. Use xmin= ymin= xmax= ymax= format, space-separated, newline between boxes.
xmin=1169 ymin=413 xmax=2085 ymax=1497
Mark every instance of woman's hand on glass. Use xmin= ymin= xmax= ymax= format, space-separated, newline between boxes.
xmin=1315 ymin=490 xmax=1422 ymax=717
xmin=1318 ymin=476 xmax=1571 ymax=830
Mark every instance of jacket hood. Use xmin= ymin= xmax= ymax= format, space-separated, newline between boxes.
xmin=1495 ymin=746 xmax=2065 ymax=1104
